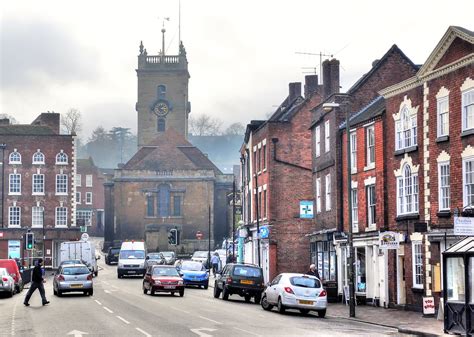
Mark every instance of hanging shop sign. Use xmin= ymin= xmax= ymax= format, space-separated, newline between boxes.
xmin=300 ymin=201 xmax=314 ymax=219
xmin=454 ymin=216 xmax=474 ymax=236
xmin=379 ymin=231 xmax=400 ymax=249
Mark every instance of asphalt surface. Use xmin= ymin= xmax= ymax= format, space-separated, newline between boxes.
xmin=0 ymin=247 xmax=405 ymax=336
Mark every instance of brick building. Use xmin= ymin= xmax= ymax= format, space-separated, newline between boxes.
xmin=0 ymin=113 xmax=79 ymax=268
xmin=310 ymin=46 xmax=418 ymax=303
xmin=380 ymin=26 xmax=473 ymax=311
xmin=76 ymin=157 xmax=106 ymax=237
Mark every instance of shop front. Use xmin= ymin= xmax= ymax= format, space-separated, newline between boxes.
xmin=310 ymin=231 xmax=338 ymax=302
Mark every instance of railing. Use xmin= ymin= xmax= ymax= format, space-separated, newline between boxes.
xmin=146 ymin=55 xmax=180 ymax=64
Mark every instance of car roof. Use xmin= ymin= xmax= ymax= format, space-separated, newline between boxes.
xmin=61 ymin=264 xmax=88 ymax=268
xmin=278 ymin=273 xmax=319 ymax=278
xmin=151 ymin=265 xmax=175 ymax=268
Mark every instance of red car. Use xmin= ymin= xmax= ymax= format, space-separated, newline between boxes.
xmin=142 ymin=265 xmax=184 ymax=297
xmin=0 ymin=259 xmax=23 ymax=293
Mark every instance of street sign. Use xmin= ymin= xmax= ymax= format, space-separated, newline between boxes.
xmin=81 ymin=233 xmax=89 ymax=241
xmin=454 ymin=216 xmax=474 ymax=236
xmin=300 ymin=201 xmax=314 ymax=219
xmin=379 ymin=231 xmax=399 ymax=249
xmin=259 ymin=226 xmax=269 ymax=239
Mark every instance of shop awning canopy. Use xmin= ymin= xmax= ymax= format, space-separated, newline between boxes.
xmin=444 ymin=237 xmax=474 ymax=254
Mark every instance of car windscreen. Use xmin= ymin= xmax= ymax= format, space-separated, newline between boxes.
xmin=62 ymin=267 xmax=90 ymax=275
xmin=110 ymin=249 xmax=120 ymax=254
xmin=120 ymin=250 xmax=145 ymax=259
xmin=162 ymin=252 xmax=174 ymax=258
xmin=181 ymin=261 xmax=203 ymax=271
xmin=147 ymin=254 xmax=162 ymax=260
xmin=232 ymin=266 xmax=262 ymax=278
xmin=290 ymin=276 xmax=321 ymax=288
xmin=152 ymin=267 xmax=179 ymax=276
xmin=193 ymin=251 xmax=208 ymax=258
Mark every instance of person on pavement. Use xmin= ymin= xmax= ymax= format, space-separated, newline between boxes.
xmin=306 ymin=264 xmax=321 ymax=280
xmin=211 ymin=252 xmax=220 ymax=277
xmin=24 ymin=258 xmax=49 ymax=307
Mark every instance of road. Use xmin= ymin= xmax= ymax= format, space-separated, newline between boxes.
xmin=0 ymin=248 xmax=403 ymax=336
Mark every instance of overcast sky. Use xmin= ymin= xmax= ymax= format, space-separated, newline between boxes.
xmin=1 ymin=0 xmax=472 ymax=140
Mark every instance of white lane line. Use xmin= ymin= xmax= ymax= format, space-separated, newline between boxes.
xmin=234 ymin=327 xmax=262 ymax=336
xmin=171 ymin=306 xmax=191 ymax=314
xmin=116 ymin=316 xmax=130 ymax=324
xmin=94 ymin=300 xmax=102 ymax=305
xmin=103 ymin=306 xmax=114 ymax=314
xmin=104 ymin=289 xmax=111 ymax=294
xmin=198 ymin=316 xmax=223 ymax=325
xmin=135 ymin=327 xmax=152 ymax=337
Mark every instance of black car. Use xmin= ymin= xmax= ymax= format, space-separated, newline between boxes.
xmin=105 ymin=247 xmax=120 ymax=265
xmin=213 ymin=263 xmax=264 ymax=303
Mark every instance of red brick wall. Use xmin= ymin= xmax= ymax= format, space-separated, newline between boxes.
xmin=433 ymin=37 xmax=474 ymax=70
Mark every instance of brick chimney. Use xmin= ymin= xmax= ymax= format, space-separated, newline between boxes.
xmin=322 ymin=59 xmax=340 ymax=99
xmin=288 ymin=82 xmax=302 ymax=103
xmin=304 ymin=75 xmax=320 ymax=99
xmin=0 ymin=118 xmax=10 ymax=125
xmin=31 ymin=112 xmax=60 ymax=134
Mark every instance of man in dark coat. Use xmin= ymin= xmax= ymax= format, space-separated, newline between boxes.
xmin=24 ymin=258 xmax=49 ymax=306
xmin=307 ymin=264 xmax=321 ymax=279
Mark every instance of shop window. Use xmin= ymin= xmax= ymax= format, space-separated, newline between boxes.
xmin=310 ymin=241 xmax=336 ymax=282
xmin=355 ymin=247 xmax=366 ymax=293
xmin=447 ymin=257 xmax=465 ymax=302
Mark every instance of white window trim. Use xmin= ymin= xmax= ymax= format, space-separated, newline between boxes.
xmin=316 ymin=178 xmax=321 ymax=213
xmin=31 ymin=206 xmax=44 ymax=228
xmin=55 ymin=151 xmax=68 ymax=165
xmin=76 ymin=174 xmax=82 ymax=187
xmin=9 ymin=150 xmax=21 ymax=164
xmin=85 ymin=192 xmax=93 ymax=205
xmin=350 ymin=132 xmax=357 ymax=174
xmin=351 ymin=188 xmax=358 ymax=233
xmin=315 ymin=126 xmax=321 ymax=158
xmin=86 ymin=175 xmax=93 ymax=187
xmin=324 ymin=120 xmax=330 ymax=153
xmin=55 ymin=174 xmax=68 ymax=195
xmin=462 ymin=87 xmax=474 ymax=132
xmin=55 ymin=207 xmax=68 ymax=227
xmin=393 ymin=97 xmax=419 ymax=151
xmin=32 ymin=174 xmax=45 ymax=196
xmin=367 ymin=184 xmax=376 ymax=230
xmin=366 ymin=125 xmax=375 ymax=169
xmin=76 ymin=192 xmax=82 ymax=204
xmin=438 ymin=161 xmax=450 ymax=211
xmin=437 ymin=95 xmax=449 ymax=138
xmin=325 ymin=174 xmax=331 ymax=211
xmin=412 ymin=241 xmax=423 ymax=289
xmin=8 ymin=172 xmax=21 ymax=195
xmin=396 ymin=164 xmax=419 ymax=216
xmin=8 ymin=206 xmax=21 ymax=228
xmin=463 ymin=156 xmax=474 ymax=209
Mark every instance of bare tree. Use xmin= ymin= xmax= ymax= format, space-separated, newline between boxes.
xmin=61 ymin=108 xmax=82 ymax=135
xmin=224 ymin=122 xmax=245 ymax=136
xmin=188 ymin=114 xmax=222 ymax=136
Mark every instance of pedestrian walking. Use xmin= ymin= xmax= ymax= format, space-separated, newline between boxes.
xmin=211 ymin=252 xmax=220 ymax=277
xmin=306 ymin=264 xmax=321 ymax=280
xmin=24 ymin=258 xmax=49 ymax=307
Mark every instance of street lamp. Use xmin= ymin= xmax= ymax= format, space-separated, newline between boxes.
xmin=322 ymin=100 xmax=355 ymax=317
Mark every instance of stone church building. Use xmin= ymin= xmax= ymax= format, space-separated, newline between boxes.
xmin=104 ymin=34 xmax=233 ymax=253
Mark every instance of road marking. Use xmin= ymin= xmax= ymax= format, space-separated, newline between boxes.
xmin=233 ymin=327 xmax=261 ymax=336
xmin=103 ymin=306 xmax=114 ymax=314
xmin=116 ymin=316 xmax=130 ymax=324
xmin=190 ymin=328 xmax=217 ymax=337
xmin=67 ymin=330 xmax=89 ymax=337
xmin=94 ymin=300 xmax=102 ymax=305
xmin=135 ymin=327 xmax=152 ymax=337
xmin=171 ymin=306 xmax=191 ymax=314
xmin=104 ymin=290 xmax=111 ymax=294
xmin=198 ymin=316 xmax=223 ymax=325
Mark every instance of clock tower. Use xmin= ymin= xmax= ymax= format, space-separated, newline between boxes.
xmin=136 ymin=29 xmax=190 ymax=147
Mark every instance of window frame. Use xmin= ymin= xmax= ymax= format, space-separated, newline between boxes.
xmin=86 ymin=175 xmax=93 ymax=187
xmin=85 ymin=192 xmax=93 ymax=205
xmin=9 ymin=173 xmax=21 ymax=195
xmin=32 ymin=173 xmax=45 ymax=195
xmin=397 ymin=165 xmax=419 ymax=215
xmin=366 ymin=184 xmax=376 ymax=229
xmin=55 ymin=152 xmax=68 ymax=165
xmin=75 ymin=174 xmax=82 ymax=187
xmin=76 ymin=191 xmax=81 ymax=204
xmin=32 ymin=151 xmax=45 ymax=165
xmin=395 ymin=106 xmax=417 ymax=150
xmin=325 ymin=174 xmax=331 ymax=211
xmin=32 ymin=206 xmax=44 ymax=228
xmin=55 ymin=174 xmax=68 ymax=195
xmin=324 ymin=120 xmax=330 ymax=153
xmin=437 ymin=96 xmax=449 ymax=137
xmin=351 ymin=188 xmax=358 ymax=231
xmin=350 ymin=132 xmax=357 ymax=173
xmin=366 ymin=125 xmax=375 ymax=166
xmin=316 ymin=178 xmax=321 ymax=213
xmin=463 ymin=157 xmax=474 ymax=209
xmin=55 ymin=207 xmax=68 ymax=227
xmin=412 ymin=241 xmax=423 ymax=289
xmin=438 ymin=162 xmax=450 ymax=211
xmin=315 ymin=126 xmax=321 ymax=157
xmin=8 ymin=206 xmax=21 ymax=227
xmin=462 ymin=88 xmax=474 ymax=132
xmin=9 ymin=151 xmax=21 ymax=164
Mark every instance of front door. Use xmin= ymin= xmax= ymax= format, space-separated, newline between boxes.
xmin=397 ymin=253 xmax=406 ymax=305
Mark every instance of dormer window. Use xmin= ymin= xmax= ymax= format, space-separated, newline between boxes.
xmin=56 ymin=151 xmax=68 ymax=165
xmin=32 ymin=150 xmax=45 ymax=165
xmin=9 ymin=149 xmax=21 ymax=164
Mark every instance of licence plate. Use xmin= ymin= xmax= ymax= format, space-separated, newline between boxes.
xmin=164 ymin=285 xmax=176 ymax=289
xmin=70 ymin=284 xmax=83 ymax=288
xmin=127 ymin=271 xmax=136 ymax=274
xmin=299 ymin=300 xmax=314 ymax=305
xmin=240 ymin=280 xmax=253 ymax=285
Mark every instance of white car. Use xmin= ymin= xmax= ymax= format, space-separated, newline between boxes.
xmin=260 ymin=273 xmax=327 ymax=317
xmin=0 ymin=267 xmax=15 ymax=297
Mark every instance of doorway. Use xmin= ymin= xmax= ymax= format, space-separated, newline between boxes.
xmin=397 ymin=253 xmax=406 ymax=305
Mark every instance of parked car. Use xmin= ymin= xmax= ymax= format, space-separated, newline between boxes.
xmin=105 ymin=247 xmax=121 ymax=265
xmin=145 ymin=253 xmax=166 ymax=268
xmin=53 ymin=264 xmax=93 ymax=297
xmin=191 ymin=251 xmax=210 ymax=268
xmin=260 ymin=273 xmax=327 ymax=317
xmin=0 ymin=268 xmax=15 ymax=297
xmin=160 ymin=251 xmax=176 ymax=265
xmin=0 ymin=259 xmax=23 ymax=293
xmin=213 ymin=263 xmax=264 ymax=303
xmin=177 ymin=260 xmax=209 ymax=289
xmin=142 ymin=265 xmax=184 ymax=297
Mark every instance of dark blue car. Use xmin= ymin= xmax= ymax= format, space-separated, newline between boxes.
xmin=178 ymin=260 xmax=209 ymax=289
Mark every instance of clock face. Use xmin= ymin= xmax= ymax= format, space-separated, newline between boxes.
xmin=153 ymin=102 xmax=169 ymax=116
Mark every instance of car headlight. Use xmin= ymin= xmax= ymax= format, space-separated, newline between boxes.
xmin=118 ymin=263 xmax=124 ymax=268
xmin=139 ymin=263 xmax=144 ymax=268
xmin=178 ymin=281 xmax=183 ymax=286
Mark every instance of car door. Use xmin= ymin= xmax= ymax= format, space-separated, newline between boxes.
xmin=267 ymin=274 xmax=282 ymax=304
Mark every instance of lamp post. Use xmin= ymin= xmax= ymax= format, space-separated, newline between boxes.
xmin=323 ymin=101 xmax=355 ymax=317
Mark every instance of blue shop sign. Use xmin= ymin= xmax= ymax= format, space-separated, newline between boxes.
xmin=300 ymin=200 xmax=314 ymax=219
xmin=259 ymin=226 xmax=269 ymax=239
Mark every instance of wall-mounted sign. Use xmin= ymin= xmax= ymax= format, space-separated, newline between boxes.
xmin=454 ymin=216 xmax=474 ymax=236
xmin=8 ymin=240 xmax=20 ymax=259
xmin=379 ymin=231 xmax=400 ymax=249
xmin=300 ymin=201 xmax=314 ymax=219
xmin=259 ymin=226 xmax=269 ymax=239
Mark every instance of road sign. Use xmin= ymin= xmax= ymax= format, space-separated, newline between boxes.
xmin=196 ymin=231 xmax=203 ymax=240
xmin=259 ymin=226 xmax=269 ymax=239
xmin=81 ymin=233 xmax=89 ymax=241
xmin=300 ymin=201 xmax=314 ymax=219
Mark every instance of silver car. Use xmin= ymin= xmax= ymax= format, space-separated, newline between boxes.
xmin=53 ymin=264 xmax=93 ymax=297
xmin=0 ymin=268 xmax=15 ymax=297
xmin=261 ymin=273 xmax=327 ymax=317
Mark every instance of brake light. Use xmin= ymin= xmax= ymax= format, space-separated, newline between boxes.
xmin=87 ymin=274 xmax=93 ymax=281
xmin=284 ymin=287 xmax=294 ymax=294
xmin=2 ymin=277 xmax=8 ymax=282
xmin=319 ymin=290 xmax=327 ymax=297
xmin=57 ymin=275 xmax=65 ymax=281
xmin=226 ymin=277 xmax=233 ymax=284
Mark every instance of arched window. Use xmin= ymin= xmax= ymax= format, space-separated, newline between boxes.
xmin=56 ymin=151 xmax=68 ymax=165
xmin=32 ymin=150 xmax=45 ymax=164
xmin=395 ymin=106 xmax=417 ymax=150
xmin=157 ymin=85 xmax=166 ymax=99
xmin=9 ymin=150 xmax=21 ymax=164
xmin=397 ymin=164 xmax=419 ymax=215
xmin=157 ymin=184 xmax=170 ymax=217
xmin=157 ymin=118 xmax=166 ymax=132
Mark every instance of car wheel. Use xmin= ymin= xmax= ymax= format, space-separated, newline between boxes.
xmin=222 ymin=286 xmax=229 ymax=301
xmin=318 ymin=309 xmax=326 ymax=318
xmin=277 ymin=297 xmax=286 ymax=314
xmin=53 ymin=288 xmax=58 ymax=296
xmin=94 ymin=270 xmax=98 ymax=277
xmin=299 ymin=309 xmax=310 ymax=315
xmin=7 ymin=288 xmax=13 ymax=298
xmin=261 ymin=294 xmax=273 ymax=311
xmin=204 ymin=283 xmax=208 ymax=290
xmin=117 ymin=273 xmax=122 ymax=279
xmin=244 ymin=295 xmax=251 ymax=302
xmin=254 ymin=293 xmax=262 ymax=304
xmin=142 ymin=284 xmax=148 ymax=295
xmin=213 ymin=285 xmax=221 ymax=298
xmin=179 ymin=290 xmax=184 ymax=297
xmin=171 ymin=292 xmax=175 ymax=296
xmin=150 ymin=288 xmax=155 ymax=296
xmin=89 ymin=289 xmax=94 ymax=296
xmin=57 ymin=290 xmax=63 ymax=297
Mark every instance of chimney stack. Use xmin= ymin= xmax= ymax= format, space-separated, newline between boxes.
xmin=288 ymin=82 xmax=302 ymax=103
xmin=304 ymin=75 xmax=320 ymax=99
xmin=0 ymin=118 xmax=10 ymax=125
xmin=322 ymin=59 xmax=340 ymax=99
xmin=31 ymin=112 xmax=60 ymax=134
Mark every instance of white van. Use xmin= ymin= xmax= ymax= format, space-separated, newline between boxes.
xmin=60 ymin=240 xmax=98 ymax=276
xmin=117 ymin=241 xmax=146 ymax=278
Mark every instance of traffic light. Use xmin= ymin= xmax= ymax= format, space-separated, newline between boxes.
xmin=25 ymin=232 xmax=34 ymax=250
xmin=168 ymin=229 xmax=177 ymax=245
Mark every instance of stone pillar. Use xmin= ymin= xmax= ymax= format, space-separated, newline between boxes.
xmin=103 ymin=182 xmax=115 ymax=250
